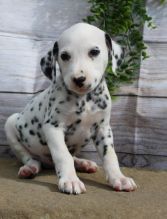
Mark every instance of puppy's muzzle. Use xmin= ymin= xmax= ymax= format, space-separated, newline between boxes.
xmin=73 ymin=76 xmax=86 ymax=88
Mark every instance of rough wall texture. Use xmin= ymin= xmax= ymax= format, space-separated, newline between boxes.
xmin=0 ymin=0 xmax=166 ymax=169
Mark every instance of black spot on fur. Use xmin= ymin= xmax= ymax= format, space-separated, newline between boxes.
xmin=38 ymin=123 xmax=42 ymax=129
xmin=66 ymin=123 xmax=76 ymax=135
xmin=48 ymin=51 xmax=52 ymax=61
xmin=92 ymin=123 xmax=99 ymax=131
xmin=66 ymin=96 xmax=71 ymax=102
xmin=94 ymin=85 xmax=104 ymax=96
xmin=59 ymin=100 xmax=65 ymax=104
xmin=53 ymin=66 xmax=56 ymax=77
xmin=55 ymin=108 xmax=60 ymax=114
xmin=105 ymin=33 xmax=112 ymax=56
xmin=53 ymin=41 xmax=59 ymax=57
xmin=86 ymin=93 xmax=92 ymax=102
xmin=18 ymin=129 xmax=23 ymax=140
xmin=121 ymin=48 xmax=125 ymax=58
xmin=29 ymin=130 xmax=35 ymax=136
xmin=34 ymin=116 xmax=39 ymax=123
xmin=92 ymin=135 xmax=96 ymax=141
xmin=45 ymin=119 xmax=50 ymax=123
xmin=42 ymin=66 xmax=52 ymax=80
xmin=82 ymin=100 xmax=85 ymax=106
xmin=95 ymin=141 xmax=99 ymax=146
xmin=67 ymin=124 xmax=73 ymax=130
xmin=76 ymin=100 xmax=85 ymax=114
xmin=24 ymin=123 xmax=28 ymax=128
xmin=51 ymin=121 xmax=59 ymax=127
xmin=37 ymin=132 xmax=41 ymax=138
xmin=40 ymin=57 xmax=45 ymax=66
xmin=57 ymin=171 xmax=61 ymax=179
xmin=101 ymin=136 xmax=105 ymax=141
xmin=117 ymin=59 xmax=122 ymax=66
xmin=100 ymin=119 xmax=104 ymax=123
xmin=98 ymin=100 xmax=107 ymax=110
xmin=75 ymin=119 xmax=81 ymax=124
xmin=85 ymin=138 xmax=89 ymax=143
xmin=76 ymin=110 xmax=81 ymax=115
xmin=67 ymin=90 xmax=72 ymax=95
xmin=105 ymin=94 xmax=109 ymax=100
xmin=50 ymin=97 xmax=56 ymax=102
xmin=39 ymin=102 xmax=42 ymax=111
xmin=57 ymin=86 xmax=62 ymax=91
xmin=40 ymin=140 xmax=47 ymax=146
xmin=103 ymin=145 xmax=108 ymax=156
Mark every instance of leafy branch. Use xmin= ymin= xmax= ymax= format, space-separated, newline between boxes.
xmin=84 ymin=0 xmax=160 ymax=94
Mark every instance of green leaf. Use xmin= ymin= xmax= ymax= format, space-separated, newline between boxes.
xmin=84 ymin=0 xmax=156 ymax=95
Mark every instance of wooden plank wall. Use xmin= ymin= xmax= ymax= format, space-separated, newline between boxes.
xmin=0 ymin=0 xmax=167 ymax=169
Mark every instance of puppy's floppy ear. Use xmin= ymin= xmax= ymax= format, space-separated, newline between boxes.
xmin=40 ymin=41 xmax=59 ymax=80
xmin=40 ymin=50 xmax=53 ymax=80
xmin=105 ymin=33 xmax=124 ymax=72
xmin=105 ymin=33 xmax=112 ymax=53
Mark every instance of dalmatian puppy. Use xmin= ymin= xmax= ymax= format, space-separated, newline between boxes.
xmin=5 ymin=23 xmax=137 ymax=194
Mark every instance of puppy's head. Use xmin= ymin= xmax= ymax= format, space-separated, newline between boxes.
xmin=41 ymin=23 xmax=123 ymax=95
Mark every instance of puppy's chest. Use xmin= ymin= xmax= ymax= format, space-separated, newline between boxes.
xmin=54 ymin=100 xmax=104 ymax=140
xmin=61 ymin=99 xmax=104 ymax=127
xmin=61 ymin=101 xmax=103 ymax=143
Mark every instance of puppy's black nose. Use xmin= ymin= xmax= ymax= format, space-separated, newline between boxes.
xmin=73 ymin=76 xmax=86 ymax=87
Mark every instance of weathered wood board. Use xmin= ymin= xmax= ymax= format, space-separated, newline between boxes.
xmin=144 ymin=0 xmax=167 ymax=42
xmin=0 ymin=36 xmax=51 ymax=93
xmin=0 ymin=0 xmax=89 ymax=39
xmin=139 ymin=43 xmax=167 ymax=97
xmin=0 ymin=0 xmax=167 ymax=169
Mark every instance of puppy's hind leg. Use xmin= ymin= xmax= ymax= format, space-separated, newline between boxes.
xmin=5 ymin=113 xmax=41 ymax=178
xmin=73 ymin=156 xmax=98 ymax=173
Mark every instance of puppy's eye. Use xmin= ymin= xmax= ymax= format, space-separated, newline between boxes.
xmin=61 ymin=52 xmax=71 ymax=61
xmin=89 ymin=48 xmax=100 ymax=58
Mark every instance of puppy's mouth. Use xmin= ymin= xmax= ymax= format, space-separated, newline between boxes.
xmin=72 ymin=85 xmax=91 ymax=95
xmin=69 ymin=83 xmax=92 ymax=95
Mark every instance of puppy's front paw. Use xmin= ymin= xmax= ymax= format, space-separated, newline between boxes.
xmin=58 ymin=176 xmax=86 ymax=195
xmin=108 ymin=175 xmax=137 ymax=192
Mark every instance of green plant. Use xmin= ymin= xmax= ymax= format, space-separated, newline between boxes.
xmin=160 ymin=0 xmax=166 ymax=4
xmin=84 ymin=0 xmax=157 ymax=94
